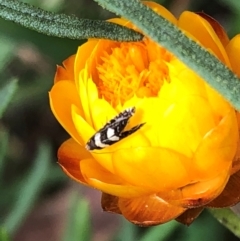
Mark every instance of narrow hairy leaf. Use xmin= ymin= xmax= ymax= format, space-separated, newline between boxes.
xmin=94 ymin=0 xmax=240 ymax=110
xmin=209 ymin=208 xmax=240 ymax=238
xmin=0 ymin=0 xmax=143 ymax=41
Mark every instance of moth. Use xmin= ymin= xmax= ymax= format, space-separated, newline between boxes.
xmin=85 ymin=107 xmax=145 ymax=150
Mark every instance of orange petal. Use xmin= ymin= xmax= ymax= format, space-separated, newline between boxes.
xmin=232 ymin=112 xmax=240 ymax=175
xmin=71 ymin=104 xmax=95 ymax=144
xmin=231 ymin=111 xmax=240 ymax=174
xmin=71 ymin=105 xmax=116 ymax=174
xmin=49 ymin=80 xmax=84 ymax=144
xmin=143 ymin=1 xmax=177 ymax=25
xmin=58 ymin=138 xmax=92 ymax=184
xmin=90 ymin=98 xmax=117 ymax=131
xmin=111 ymin=2 xmax=177 ymax=33
xmin=74 ymin=40 xmax=99 ymax=84
xmin=54 ymin=54 xmax=76 ymax=83
xmin=101 ymin=193 xmax=122 ymax=214
xmin=178 ymin=11 xmax=230 ymax=66
xmin=71 ymin=103 xmax=117 ymax=174
xmin=58 ymin=139 xmax=146 ymax=198
xmin=226 ymin=34 xmax=240 ymax=77
xmin=161 ymin=169 xmax=230 ymax=208
xmin=118 ymin=194 xmax=186 ymax=226
xmin=232 ymin=152 xmax=240 ymax=175
xmin=207 ymin=170 xmax=240 ymax=208
xmin=112 ymin=146 xmax=191 ymax=192
xmin=85 ymin=177 xmax=151 ymax=198
xmin=176 ymin=207 xmax=204 ymax=226
xmin=196 ymin=13 xmax=229 ymax=47
xmin=71 ymin=104 xmax=120 ymax=177
xmin=193 ymin=110 xmax=238 ymax=179
xmin=54 ymin=66 xmax=69 ymax=83
xmin=77 ymin=69 xmax=99 ymax=127
xmin=204 ymin=82 xmax=233 ymax=118
xmin=80 ymin=157 xmax=124 ymax=184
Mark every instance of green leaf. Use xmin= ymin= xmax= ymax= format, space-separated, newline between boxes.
xmin=114 ymin=219 xmax=137 ymax=241
xmin=0 ymin=0 xmax=143 ymax=42
xmin=139 ymin=221 xmax=180 ymax=241
xmin=0 ymin=129 xmax=9 ymax=182
xmin=178 ymin=211 xmax=225 ymax=241
xmin=0 ymin=18 xmax=80 ymax=62
xmin=0 ymin=34 xmax=16 ymax=72
xmin=3 ymin=141 xmax=51 ymax=235
xmin=94 ymin=0 xmax=240 ymax=110
xmin=209 ymin=208 xmax=240 ymax=238
xmin=220 ymin=0 xmax=240 ymax=11
xmin=63 ymin=194 xmax=91 ymax=241
xmin=0 ymin=79 xmax=18 ymax=118
xmin=0 ymin=227 xmax=10 ymax=241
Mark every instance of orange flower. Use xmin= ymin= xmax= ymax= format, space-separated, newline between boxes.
xmin=49 ymin=2 xmax=240 ymax=226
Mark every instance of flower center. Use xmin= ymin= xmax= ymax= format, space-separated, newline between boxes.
xmin=97 ymin=38 xmax=174 ymax=106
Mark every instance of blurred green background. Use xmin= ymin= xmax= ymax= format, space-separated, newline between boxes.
xmin=0 ymin=0 xmax=240 ymax=240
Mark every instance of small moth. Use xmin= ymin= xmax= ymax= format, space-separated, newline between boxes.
xmin=85 ymin=107 xmax=145 ymax=151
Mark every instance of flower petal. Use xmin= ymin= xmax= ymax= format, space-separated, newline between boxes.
xmin=49 ymin=81 xmax=84 ymax=144
xmin=178 ymin=11 xmax=230 ymax=66
xmin=143 ymin=1 xmax=177 ymax=25
xmin=54 ymin=54 xmax=76 ymax=83
xmin=77 ymin=69 xmax=99 ymax=127
xmin=179 ymin=170 xmax=230 ymax=208
xmin=158 ymin=63 xmax=219 ymax=158
xmin=101 ymin=193 xmax=122 ymax=214
xmin=232 ymin=112 xmax=240 ymax=174
xmin=204 ymin=83 xmax=233 ymax=118
xmin=196 ymin=12 xmax=229 ymax=47
xmin=207 ymin=170 xmax=240 ymax=208
xmin=175 ymin=207 xmax=204 ymax=226
xmin=80 ymin=157 xmax=125 ymax=184
xmin=193 ymin=110 xmax=238 ymax=179
xmin=85 ymin=178 xmax=151 ymax=198
xmin=74 ymin=40 xmax=99 ymax=83
xmin=80 ymin=39 xmax=119 ymax=84
xmin=58 ymin=138 xmax=92 ymax=184
xmin=126 ymin=90 xmax=216 ymax=160
xmin=232 ymin=144 xmax=240 ymax=175
xmin=118 ymin=194 xmax=186 ymax=226
xmin=226 ymin=34 xmax=240 ymax=77
xmin=160 ymin=169 xmax=230 ymax=208
xmin=71 ymin=104 xmax=116 ymax=173
xmin=71 ymin=104 xmax=95 ymax=143
xmin=90 ymin=98 xmax=117 ymax=131
xmin=112 ymin=146 xmax=191 ymax=192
